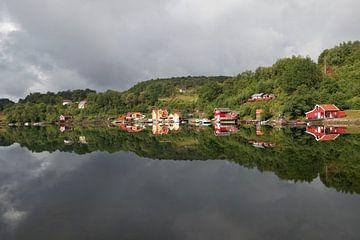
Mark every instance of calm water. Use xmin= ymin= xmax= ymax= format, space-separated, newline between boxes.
xmin=0 ymin=125 xmax=360 ymax=239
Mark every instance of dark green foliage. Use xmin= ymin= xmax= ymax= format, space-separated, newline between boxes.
xmin=0 ymin=98 xmax=14 ymax=111
xmin=199 ymin=81 xmax=223 ymax=102
xmin=19 ymin=89 xmax=96 ymax=104
xmin=274 ymin=57 xmax=323 ymax=94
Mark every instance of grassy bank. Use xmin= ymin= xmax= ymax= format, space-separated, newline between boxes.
xmin=345 ymin=110 xmax=360 ymax=119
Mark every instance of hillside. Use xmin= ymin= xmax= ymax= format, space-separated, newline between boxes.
xmin=3 ymin=41 xmax=360 ymax=123
xmin=0 ymin=98 xmax=14 ymax=112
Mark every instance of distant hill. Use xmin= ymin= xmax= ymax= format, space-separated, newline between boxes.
xmin=0 ymin=98 xmax=14 ymax=111
xmin=3 ymin=40 xmax=360 ymax=123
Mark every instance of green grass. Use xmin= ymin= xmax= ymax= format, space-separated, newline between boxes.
xmin=345 ymin=110 xmax=360 ymax=119
xmin=159 ymin=94 xmax=198 ymax=103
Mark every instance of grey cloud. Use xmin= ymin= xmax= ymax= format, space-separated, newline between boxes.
xmin=1 ymin=0 xmax=360 ymax=100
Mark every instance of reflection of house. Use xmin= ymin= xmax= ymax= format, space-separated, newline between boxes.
xmin=59 ymin=124 xmax=67 ymax=132
xmin=62 ymin=99 xmax=72 ymax=106
xmin=169 ymin=123 xmax=180 ymax=131
xmin=213 ymin=124 xmax=238 ymax=136
xmin=256 ymin=125 xmax=265 ymax=135
xmin=152 ymin=123 xmax=169 ymax=135
xmin=305 ymin=126 xmax=347 ymax=141
xmin=248 ymin=93 xmax=274 ymax=102
xmin=152 ymin=109 xmax=169 ymax=122
xmin=125 ymin=112 xmax=145 ymax=121
xmin=256 ymin=109 xmax=264 ymax=121
xmin=168 ymin=111 xmax=181 ymax=123
xmin=64 ymin=139 xmax=74 ymax=145
xmin=78 ymin=100 xmax=87 ymax=109
xmin=305 ymin=104 xmax=346 ymax=120
xmin=249 ymin=140 xmax=275 ymax=148
xmin=214 ymin=108 xmax=239 ymax=122
xmin=79 ymin=136 xmax=88 ymax=144
xmin=119 ymin=124 xmax=145 ymax=133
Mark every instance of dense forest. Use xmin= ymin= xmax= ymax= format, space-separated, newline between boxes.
xmin=1 ymin=125 xmax=360 ymax=194
xmin=0 ymin=98 xmax=14 ymax=111
xmin=2 ymin=41 xmax=360 ymax=123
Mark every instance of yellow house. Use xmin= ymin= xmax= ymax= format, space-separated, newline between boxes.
xmin=78 ymin=100 xmax=87 ymax=109
xmin=152 ymin=109 xmax=168 ymax=122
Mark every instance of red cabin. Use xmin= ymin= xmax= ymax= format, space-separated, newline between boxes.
xmin=305 ymin=104 xmax=346 ymax=120
xmin=59 ymin=115 xmax=66 ymax=122
xmin=305 ymin=126 xmax=347 ymax=141
xmin=214 ymin=108 xmax=239 ymax=122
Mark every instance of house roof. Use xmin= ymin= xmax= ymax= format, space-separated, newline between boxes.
xmin=318 ymin=104 xmax=339 ymax=111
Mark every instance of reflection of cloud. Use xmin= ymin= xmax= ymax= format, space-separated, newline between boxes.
xmin=2 ymin=208 xmax=26 ymax=228
xmin=0 ymin=144 xmax=91 ymax=232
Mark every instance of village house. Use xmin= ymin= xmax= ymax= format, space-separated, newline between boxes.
xmin=59 ymin=115 xmax=72 ymax=123
xmin=152 ymin=109 xmax=169 ymax=122
xmin=62 ymin=99 xmax=73 ymax=106
xmin=78 ymin=100 xmax=87 ymax=109
xmin=248 ymin=93 xmax=274 ymax=102
xmin=59 ymin=115 xmax=66 ymax=122
xmin=124 ymin=112 xmax=145 ymax=121
xmin=256 ymin=109 xmax=264 ymax=121
xmin=213 ymin=108 xmax=239 ymax=122
xmin=179 ymin=87 xmax=186 ymax=93
xmin=305 ymin=104 xmax=346 ymax=120
xmin=305 ymin=126 xmax=347 ymax=141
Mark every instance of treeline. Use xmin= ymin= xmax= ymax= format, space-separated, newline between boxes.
xmin=0 ymin=98 xmax=14 ymax=111
xmin=3 ymin=41 xmax=360 ymax=123
xmin=4 ymin=76 xmax=229 ymax=123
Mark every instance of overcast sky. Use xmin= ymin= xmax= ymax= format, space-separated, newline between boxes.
xmin=0 ymin=0 xmax=360 ymax=100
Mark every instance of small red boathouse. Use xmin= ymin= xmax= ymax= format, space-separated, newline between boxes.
xmin=305 ymin=104 xmax=346 ymax=120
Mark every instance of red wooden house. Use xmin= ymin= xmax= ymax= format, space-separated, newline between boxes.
xmin=214 ymin=108 xmax=239 ymax=122
xmin=59 ymin=115 xmax=66 ymax=122
xmin=305 ymin=126 xmax=347 ymax=141
xmin=305 ymin=104 xmax=346 ymax=120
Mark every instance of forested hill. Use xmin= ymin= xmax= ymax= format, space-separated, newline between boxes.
xmin=0 ymin=99 xmax=14 ymax=111
xmin=3 ymin=41 xmax=360 ymax=123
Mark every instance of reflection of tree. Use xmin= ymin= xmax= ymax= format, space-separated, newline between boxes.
xmin=1 ymin=126 xmax=360 ymax=194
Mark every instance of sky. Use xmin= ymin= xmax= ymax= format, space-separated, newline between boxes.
xmin=0 ymin=0 xmax=360 ymax=101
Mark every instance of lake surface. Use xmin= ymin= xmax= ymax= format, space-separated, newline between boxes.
xmin=0 ymin=125 xmax=360 ymax=239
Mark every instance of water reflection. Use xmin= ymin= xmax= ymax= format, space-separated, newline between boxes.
xmin=2 ymin=125 xmax=360 ymax=195
xmin=305 ymin=125 xmax=347 ymax=141
xmin=0 ymin=145 xmax=359 ymax=239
